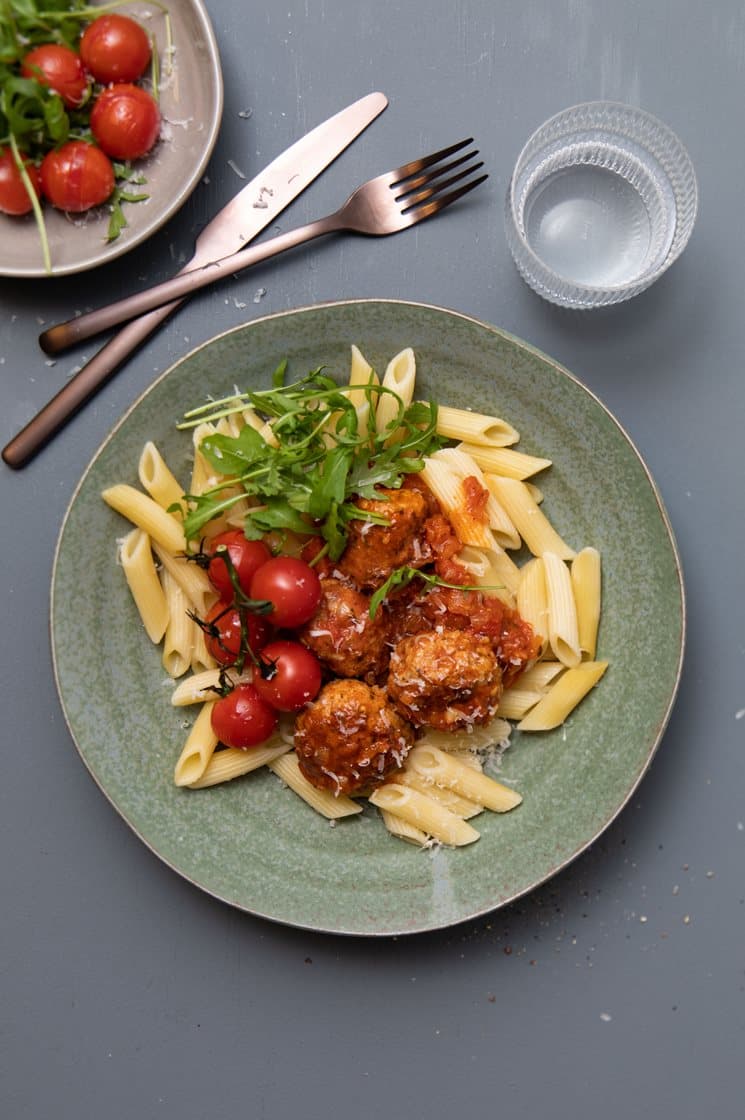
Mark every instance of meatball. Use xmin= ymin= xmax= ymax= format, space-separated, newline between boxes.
xmin=294 ymin=679 xmax=414 ymax=795
xmin=297 ymin=577 xmax=390 ymax=680
xmin=338 ymin=485 xmax=432 ymax=589
xmin=387 ymin=629 xmax=503 ymax=731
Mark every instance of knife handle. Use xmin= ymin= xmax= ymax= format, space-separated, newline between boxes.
xmin=2 ymin=302 xmax=180 ymax=469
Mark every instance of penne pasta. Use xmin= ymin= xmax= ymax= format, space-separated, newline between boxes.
xmin=118 ymin=528 xmax=169 ymax=643
xmin=542 ymin=551 xmax=582 ymax=668
xmin=484 ymin=475 xmax=576 ymax=560
xmin=174 ymin=701 xmax=218 ymax=786
xmin=516 ymin=556 xmax=549 ymax=655
xmin=405 ymin=744 xmax=522 ymax=812
xmin=399 ymin=769 xmax=484 ymax=819
xmin=380 ymin=809 xmax=430 ymax=846
xmin=268 ymin=752 xmax=363 ymax=818
xmin=435 ymin=406 xmax=519 ymax=447
xmin=188 ymin=738 xmax=293 ymax=788
xmin=161 ymin=570 xmax=194 ymax=678
xmin=374 ymin=347 xmax=416 ymax=436
xmin=171 ymin=668 xmax=232 ymax=706
xmin=571 ymin=547 xmax=602 ymax=659
xmin=431 ymin=447 xmax=520 ymax=549
xmin=455 ymin=543 xmax=520 ymax=603
xmin=455 ymin=441 xmax=552 ymax=480
xmin=517 ymin=661 xmax=608 ymax=731
xmin=152 ymin=542 xmax=214 ymax=615
xmin=102 ymin=484 xmax=186 ymax=555
xmin=370 ymin=783 xmax=480 ymax=846
xmin=137 ymin=441 xmax=184 ymax=514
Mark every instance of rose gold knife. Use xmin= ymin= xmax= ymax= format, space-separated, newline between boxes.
xmin=2 ymin=91 xmax=388 ymax=469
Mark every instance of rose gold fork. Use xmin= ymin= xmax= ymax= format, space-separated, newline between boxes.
xmin=39 ymin=139 xmax=487 ymax=354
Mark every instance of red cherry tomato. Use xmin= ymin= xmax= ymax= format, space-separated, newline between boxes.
xmin=90 ymin=83 xmax=161 ymax=160
xmin=80 ymin=14 xmax=152 ymax=84
xmin=0 ymin=149 xmax=41 ymax=215
xmin=205 ymin=532 xmax=272 ymax=602
xmin=21 ymin=44 xmax=88 ymax=108
xmin=249 ymin=557 xmax=322 ymax=629
xmin=40 ymin=141 xmax=114 ymax=212
xmin=203 ymin=602 xmax=272 ymax=667
xmin=211 ymin=683 xmax=278 ymax=749
xmin=253 ymin=640 xmax=323 ymax=712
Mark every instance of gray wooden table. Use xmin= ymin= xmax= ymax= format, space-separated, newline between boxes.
xmin=2 ymin=2 xmax=742 ymax=1117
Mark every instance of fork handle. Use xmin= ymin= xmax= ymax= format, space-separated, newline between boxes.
xmin=40 ymin=213 xmax=342 ymax=356
xmin=2 ymin=303 xmax=181 ymax=469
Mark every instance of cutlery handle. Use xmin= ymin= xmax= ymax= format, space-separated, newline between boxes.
xmin=40 ymin=216 xmax=338 ymax=355
xmin=2 ymin=303 xmax=180 ymax=469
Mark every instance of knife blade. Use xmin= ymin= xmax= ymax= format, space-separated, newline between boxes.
xmin=3 ymin=91 xmax=388 ymax=468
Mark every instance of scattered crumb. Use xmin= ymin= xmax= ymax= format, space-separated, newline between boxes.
xmin=253 ymin=287 xmax=267 ymax=303
xmin=227 ymin=159 xmax=247 ymax=179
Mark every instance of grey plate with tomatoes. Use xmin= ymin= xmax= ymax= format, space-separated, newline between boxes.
xmin=0 ymin=0 xmax=223 ymax=278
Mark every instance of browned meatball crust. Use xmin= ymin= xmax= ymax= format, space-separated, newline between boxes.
xmin=294 ymin=679 xmax=414 ymax=795
xmin=338 ymin=485 xmax=432 ymax=589
xmin=297 ymin=577 xmax=390 ymax=680
xmin=387 ymin=629 xmax=503 ymax=731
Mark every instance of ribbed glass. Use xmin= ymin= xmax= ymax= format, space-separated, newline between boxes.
xmin=505 ymin=102 xmax=698 ymax=309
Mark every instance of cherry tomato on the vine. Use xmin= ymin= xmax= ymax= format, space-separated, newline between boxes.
xmin=205 ymin=532 xmax=272 ymax=603
xmin=0 ymin=149 xmax=41 ymax=215
xmin=253 ymin=640 xmax=323 ymax=712
xmin=40 ymin=141 xmax=115 ymax=212
xmin=211 ymin=683 xmax=278 ymax=749
xmin=21 ymin=44 xmax=88 ymax=108
xmin=80 ymin=14 xmax=152 ymax=84
xmin=90 ymin=83 xmax=161 ymax=160
xmin=202 ymin=602 xmax=272 ymax=667
xmin=249 ymin=557 xmax=322 ymax=629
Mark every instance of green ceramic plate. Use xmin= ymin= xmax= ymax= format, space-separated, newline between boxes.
xmin=51 ymin=299 xmax=685 ymax=936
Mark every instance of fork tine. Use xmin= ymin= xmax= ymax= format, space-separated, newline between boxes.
xmin=393 ymin=149 xmax=480 ymax=198
xmin=390 ymin=138 xmax=474 ymax=184
xmin=399 ymin=161 xmax=486 ymax=212
xmin=404 ymin=172 xmax=489 ymax=224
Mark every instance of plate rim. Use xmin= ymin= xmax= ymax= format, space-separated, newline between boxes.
xmin=50 ymin=297 xmax=687 ymax=936
xmin=0 ymin=0 xmax=224 ymax=279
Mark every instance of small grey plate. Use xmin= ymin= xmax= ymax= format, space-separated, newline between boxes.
xmin=0 ymin=0 xmax=223 ymax=278
xmin=51 ymin=299 xmax=685 ymax=936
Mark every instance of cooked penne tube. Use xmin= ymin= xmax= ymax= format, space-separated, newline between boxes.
xmin=435 ymin=406 xmax=519 ymax=447
xmin=171 ymin=668 xmax=232 ymax=706
xmin=346 ymin=343 xmax=379 ymax=407
xmin=118 ymin=528 xmax=169 ymax=643
xmin=189 ymin=422 xmax=219 ymax=495
xmin=380 ymin=809 xmax=429 ymax=846
xmin=484 ymin=475 xmax=576 ymax=560
xmin=516 ymin=556 xmax=549 ymax=655
xmin=431 ymin=447 xmax=520 ymax=549
xmin=517 ymin=661 xmax=609 ymax=731
xmin=571 ymin=547 xmax=602 ymax=659
xmin=102 ymin=484 xmax=186 ymax=555
xmin=517 ymin=661 xmax=565 ymax=690
xmin=137 ymin=442 xmax=184 ymax=514
xmin=152 ymin=542 xmax=213 ymax=615
xmin=374 ymin=347 xmax=416 ymax=436
xmin=399 ymin=769 xmax=484 ymax=819
xmin=455 ymin=441 xmax=552 ymax=479
xmin=420 ymin=455 xmax=496 ymax=549
xmin=190 ymin=623 xmax=217 ymax=675
xmin=497 ymin=687 xmax=545 ymax=720
xmin=417 ymin=717 xmax=512 ymax=755
xmin=405 ymin=744 xmax=522 ymax=812
xmin=174 ymin=701 xmax=218 ymax=786
xmin=456 ymin=544 xmax=520 ymax=602
xmin=543 ymin=551 xmax=581 ymax=667
xmin=267 ymin=753 xmax=363 ymax=819
xmin=161 ymin=570 xmax=194 ymax=678
xmin=188 ymin=738 xmax=292 ymax=788
xmin=370 ymin=783 xmax=480 ymax=846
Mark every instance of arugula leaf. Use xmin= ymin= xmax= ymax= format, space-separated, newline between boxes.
xmin=368 ymin=565 xmax=504 ymax=619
